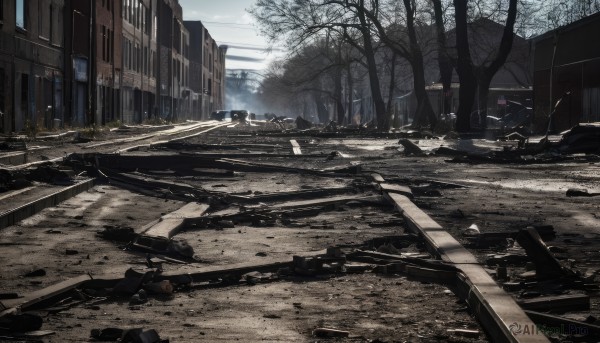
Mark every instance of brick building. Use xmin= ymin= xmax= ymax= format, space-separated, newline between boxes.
xmin=185 ymin=20 xmax=227 ymax=120
xmin=0 ymin=0 xmax=225 ymax=132
xmin=0 ymin=0 xmax=65 ymax=133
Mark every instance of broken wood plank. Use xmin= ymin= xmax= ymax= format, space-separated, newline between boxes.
xmin=87 ymin=251 xmax=327 ymax=289
xmin=370 ymin=173 xmax=385 ymax=183
xmin=143 ymin=202 xmax=209 ymax=239
xmin=379 ymin=183 xmax=413 ymax=198
xmin=525 ymin=310 xmax=600 ymax=338
xmin=385 ymin=193 xmax=478 ymax=264
xmin=518 ymin=294 xmax=590 ymax=313
xmin=290 ymin=139 xmax=302 ymax=155
xmin=268 ymin=194 xmax=384 ymax=210
xmin=384 ymin=192 xmax=549 ymax=343
xmin=0 ymin=275 xmax=92 ymax=317
xmin=516 ymin=228 xmax=565 ymax=278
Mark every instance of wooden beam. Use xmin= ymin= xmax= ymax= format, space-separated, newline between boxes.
xmin=516 ymin=228 xmax=565 ymax=278
xmin=0 ymin=275 xmax=92 ymax=318
xmin=383 ymin=192 xmax=549 ymax=342
xmin=525 ymin=310 xmax=600 ymax=338
xmin=268 ymin=195 xmax=383 ymax=210
xmin=518 ymin=294 xmax=590 ymax=313
xmin=290 ymin=139 xmax=302 ymax=155
xmin=143 ymin=202 xmax=210 ymax=239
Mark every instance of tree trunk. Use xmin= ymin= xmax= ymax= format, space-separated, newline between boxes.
xmin=357 ymin=3 xmax=389 ymax=131
xmin=432 ymin=0 xmax=454 ymax=115
xmin=314 ymin=92 xmax=330 ymax=123
xmin=386 ymin=53 xmax=397 ymax=116
xmin=453 ymin=0 xmax=477 ymax=132
xmin=476 ymin=72 xmax=493 ymax=128
xmin=403 ymin=0 xmax=437 ymax=130
xmin=347 ymin=61 xmax=354 ymax=125
xmin=334 ymin=65 xmax=345 ymax=125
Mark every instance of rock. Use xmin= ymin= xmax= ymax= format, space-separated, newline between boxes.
xmin=144 ymin=280 xmax=173 ymax=294
xmin=463 ymin=224 xmax=480 ymax=236
xmin=23 ymin=269 xmax=46 ymax=277
xmin=66 ymin=249 xmax=79 ymax=255
xmin=566 ymin=188 xmax=596 ymax=197
xmin=0 ymin=313 xmax=43 ymax=333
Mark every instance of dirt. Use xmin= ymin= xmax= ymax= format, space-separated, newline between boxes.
xmin=1 ymin=121 xmax=599 ymax=342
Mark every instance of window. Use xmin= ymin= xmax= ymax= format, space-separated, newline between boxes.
xmin=16 ymin=0 xmax=26 ymax=29
xmin=38 ymin=0 xmax=50 ymax=39
xmin=0 ymin=0 xmax=4 ymax=22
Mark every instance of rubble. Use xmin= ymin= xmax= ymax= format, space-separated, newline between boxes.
xmin=1 ymin=120 xmax=599 ymax=342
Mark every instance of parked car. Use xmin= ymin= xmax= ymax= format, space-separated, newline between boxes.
xmin=230 ymin=110 xmax=249 ymax=121
xmin=210 ymin=110 xmax=230 ymax=121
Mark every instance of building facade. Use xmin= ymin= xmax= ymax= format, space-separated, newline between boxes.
xmin=533 ymin=12 xmax=600 ymax=132
xmin=184 ymin=20 xmax=226 ymax=120
xmin=0 ymin=0 xmax=226 ymax=134
xmin=0 ymin=0 xmax=65 ymax=133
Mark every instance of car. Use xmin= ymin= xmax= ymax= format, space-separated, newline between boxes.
xmin=230 ymin=110 xmax=249 ymax=121
xmin=210 ymin=110 xmax=230 ymax=121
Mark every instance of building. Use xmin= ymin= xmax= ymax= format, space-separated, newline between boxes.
xmin=121 ymin=0 xmax=157 ymax=124
xmin=95 ymin=0 xmax=122 ymax=125
xmin=533 ymin=12 xmax=600 ymax=132
xmin=0 ymin=0 xmax=65 ymax=133
xmin=184 ymin=20 xmax=227 ymax=120
xmin=0 ymin=0 xmax=224 ymax=133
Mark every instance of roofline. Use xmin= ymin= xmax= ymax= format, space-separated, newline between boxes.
xmin=531 ymin=11 xmax=600 ymax=43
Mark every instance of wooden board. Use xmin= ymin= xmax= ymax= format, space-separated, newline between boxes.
xmin=290 ymin=139 xmax=302 ymax=155
xmin=0 ymin=275 xmax=92 ymax=317
xmin=384 ymin=192 xmax=550 ymax=343
xmin=518 ymin=294 xmax=590 ymax=312
xmin=143 ymin=202 xmax=209 ymax=239
xmin=269 ymin=194 xmax=383 ymax=210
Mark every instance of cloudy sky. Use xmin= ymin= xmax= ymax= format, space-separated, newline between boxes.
xmin=179 ymin=0 xmax=284 ymax=72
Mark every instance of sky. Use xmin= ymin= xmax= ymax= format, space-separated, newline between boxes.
xmin=179 ymin=0 xmax=284 ymax=73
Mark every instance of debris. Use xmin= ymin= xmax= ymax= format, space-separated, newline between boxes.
xmin=447 ymin=329 xmax=480 ymax=338
xmin=295 ymin=116 xmax=313 ymax=130
xmin=97 ymin=226 xmax=137 ymax=243
xmin=241 ymin=271 xmax=277 ymax=285
xmin=313 ymin=327 xmax=350 ymax=338
xmin=517 ymin=294 xmax=590 ymax=312
xmin=130 ymin=289 xmax=148 ymax=304
xmin=144 ymin=280 xmax=174 ymax=295
xmin=90 ymin=327 xmax=124 ymax=341
xmin=557 ymin=123 xmax=600 ymax=154
xmin=463 ymin=224 xmax=480 ymax=236
xmin=515 ymin=228 xmax=567 ymax=278
xmin=0 ymin=293 xmax=19 ymax=300
xmin=121 ymin=328 xmax=167 ymax=343
xmin=0 ymin=313 xmax=43 ymax=333
xmin=23 ymin=269 xmax=46 ymax=277
xmin=525 ymin=310 xmax=600 ymax=339
xmin=566 ymin=188 xmax=599 ymax=197
xmin=398 ymin=139 xmax=424 ymax=156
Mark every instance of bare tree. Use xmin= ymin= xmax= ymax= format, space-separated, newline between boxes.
xmin=453 ymin=0 xmax=518 ymax=132
xmin=251 ymin=0 xmax=390 ymax=129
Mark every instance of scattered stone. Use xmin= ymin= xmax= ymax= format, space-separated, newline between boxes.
xmin=23 ymin=269 xmax=46 ymax=277
xmin=566 ymin=188 xmax=598 ymax=197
